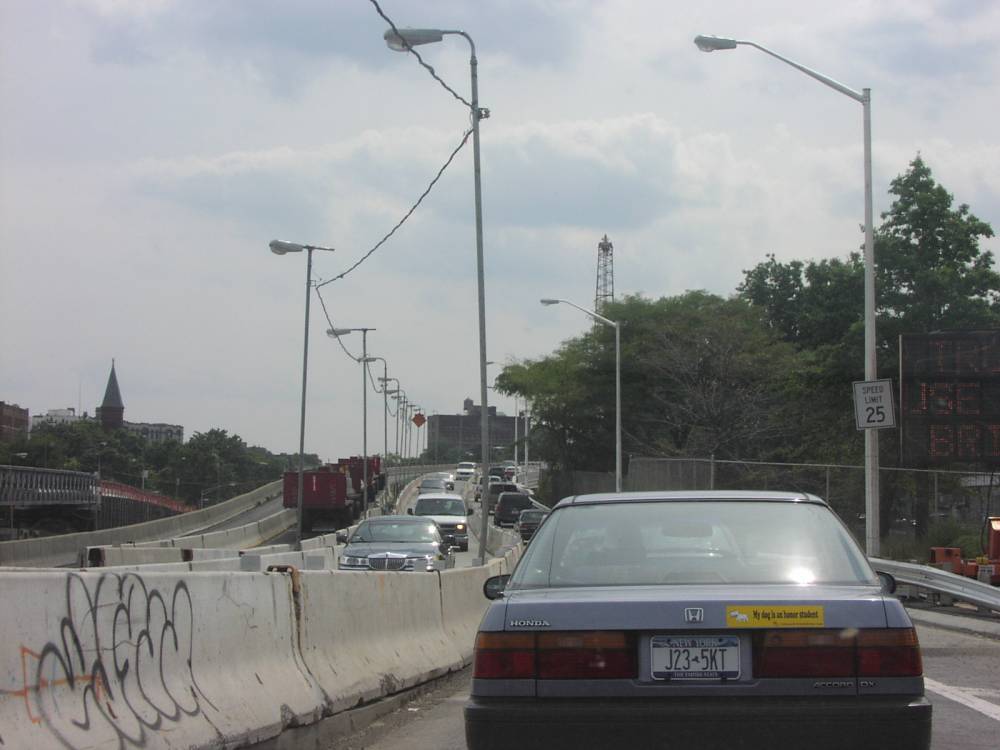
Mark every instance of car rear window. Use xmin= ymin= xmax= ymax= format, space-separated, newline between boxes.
xmin=510 ymin=501 xmax=876 ymax=588
xmin=414 ymin=497 xmax=466 ymax=515
xmin=519 ymin=510 xmax=546 ymax=522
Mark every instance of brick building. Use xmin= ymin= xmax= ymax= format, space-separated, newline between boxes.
xmin=427 ymin=398 xmax=524 ymax=460
xmin=0 ymin=401 xmax=29 ymax=443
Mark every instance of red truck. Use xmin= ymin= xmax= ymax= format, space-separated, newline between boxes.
xmin=282 ymin=457 xmax=386 ymax=532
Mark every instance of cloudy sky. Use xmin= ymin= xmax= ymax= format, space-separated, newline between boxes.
xmin=2 ymin=0 xmax=998 ymax=463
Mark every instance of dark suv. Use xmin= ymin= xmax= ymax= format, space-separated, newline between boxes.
xmin=485 ymin=481 xmax=521 ymax=513
xmin=494 ymin=492 xmax=542 ymax=527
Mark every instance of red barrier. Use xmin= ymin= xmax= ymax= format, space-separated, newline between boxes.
xmin=98 ymin=480 xmax=195 ymax=514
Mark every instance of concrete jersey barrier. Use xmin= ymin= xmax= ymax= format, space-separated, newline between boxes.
xmin=296 ymin=569 xmax=465 ymax=714
xmin=0 ymin=568 xmax=324 ymax=749
xmin=0 ymin=489 xmax=524 ymax=749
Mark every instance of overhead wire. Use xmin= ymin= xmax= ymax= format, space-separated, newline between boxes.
xmin=314 ymin=126 xmax=472 ymax=289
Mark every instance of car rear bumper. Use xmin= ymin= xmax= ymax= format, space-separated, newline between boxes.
xmin=465 ymin=695 xmax=931 ymax=750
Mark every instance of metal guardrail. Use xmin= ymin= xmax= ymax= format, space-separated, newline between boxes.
xmin=869 ymin=557 xmax=1000 ymax=613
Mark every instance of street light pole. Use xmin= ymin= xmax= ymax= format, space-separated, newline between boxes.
xmin=693 ymin=35 xmax=879 ymax=555
xmin=394 ymin=390 xmax=405 ymax=460
xmin=384 ymin=25 xmax=491 ymax=563
xmin=270 ymin=239 xmax=335 ymax=545
xmin=541 ymin=298 xmax=622 ymax=492
xmin=328 ymin=327 xmax=376 ymax=515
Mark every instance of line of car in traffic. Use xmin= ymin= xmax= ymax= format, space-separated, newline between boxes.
xmin=335 ymin=464 xmax=507 ymax=572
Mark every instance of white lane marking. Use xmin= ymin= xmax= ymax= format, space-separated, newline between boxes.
xmin=925 ymin=678 xmax=1000 ymax=722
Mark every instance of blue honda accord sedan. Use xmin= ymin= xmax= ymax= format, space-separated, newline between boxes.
xmin=465 ymin=491 xmax=931 ymax=750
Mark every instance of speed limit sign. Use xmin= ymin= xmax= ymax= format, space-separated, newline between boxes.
xmin=852 ymin=379 xmax=896 ymax=430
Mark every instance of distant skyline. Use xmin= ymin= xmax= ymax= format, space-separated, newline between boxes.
xmin=2 ymin=1 xmax=998 ymax=461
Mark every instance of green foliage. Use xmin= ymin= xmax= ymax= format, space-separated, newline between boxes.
xmin=737 ymin=156 xmax=998 ymax=534
xmin=496 ymin=292 xmax=805 ymax=472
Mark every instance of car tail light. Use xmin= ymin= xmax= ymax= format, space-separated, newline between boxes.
xmin=537 ymin=631 xmax=637 ymax=679
xmin=753 ymin=629 xmax=855 ymax=677
xmin=753 ymin=628 xmax=923 ymax=679
xmin=473 ymin=631 xmax=637 ymax=680
xmin=474 ymin=632 xmax=535 ymax=679
xmin=857 ymin=628 xmax=923 ymax=677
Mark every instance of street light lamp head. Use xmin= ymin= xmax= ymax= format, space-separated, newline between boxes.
xmin=694 ymin=35 xmax=738 ymax=52
xmin=327 ymin=328 xmax=353 ymax=337
xmin=539 ymin=298 xmax=560 ymax=306
xmin=383 ymin=27 xmax=444 ymax=51
xmin=270 ymin=239 xmax=304 ymax=255
xmin=360 ymin=357 xmax=377 ymax=363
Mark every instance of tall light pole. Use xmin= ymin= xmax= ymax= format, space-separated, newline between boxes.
xmin=383 ymin=376 xmax=400 ymax=459
xmin=693 ymin=34 xmax=879 ymax=555
xmin=371 ymin=358 xmax=390 ymax=465
xmin=393 ymin=390 xmax=406 ymax=460
xmin=513 ymin=394 xmax=519 ymax=470
xmin=328 ymin=327 xmax=376 ymax=514
xmin=270 ymin=238 xmax=335 ymax=544
xmin=541 ymin=298 xmax=622 ymax=492
xmin=384 ymin=26 xmax=492 ymax=563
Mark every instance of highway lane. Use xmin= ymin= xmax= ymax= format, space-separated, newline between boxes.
xmin=332 ymin=611 xmax=1000 ymax=750
xmin=195 ymin=493 xmax=285 ymax=533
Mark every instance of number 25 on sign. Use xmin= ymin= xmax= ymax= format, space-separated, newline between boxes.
xmin=852 ymin=379 xmax=896 ymax=430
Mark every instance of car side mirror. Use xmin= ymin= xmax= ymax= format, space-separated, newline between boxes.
xmin=467 ymin=507 xmax=474 ymax=516
xmin=335 ymin=531 xmax=348 ymax=544
xmin=406 ymin=508 xmax=413 ymax=515
xmin=483 ymin=574 xmax=510 ymax=600
xmin=449 ymin=546 xmax=461 ymax=555
xmin=876 ymin=571 xmax=897 ymax=594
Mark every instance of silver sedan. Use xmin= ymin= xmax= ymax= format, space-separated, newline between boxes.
xmin=465 ymin=491 xmax=930 ymax=750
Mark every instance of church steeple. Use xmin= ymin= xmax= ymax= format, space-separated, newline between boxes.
xmin=96 ymin=359 xmax=124 ymax=429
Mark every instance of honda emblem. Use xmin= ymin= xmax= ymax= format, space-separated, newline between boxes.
xmin=684 ymin=607 xmax=704 ymax=624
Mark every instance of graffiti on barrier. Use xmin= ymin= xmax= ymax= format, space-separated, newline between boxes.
xmin=8 ymin=572 xmax=215 ymax=749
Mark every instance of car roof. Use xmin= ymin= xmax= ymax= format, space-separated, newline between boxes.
xmin=552 ymin=490 xmax=827 ymax=510
xmin=415 ymin=492 xmax=464 ymax=500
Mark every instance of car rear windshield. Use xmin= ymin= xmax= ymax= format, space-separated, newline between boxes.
xmin=519 ymin=510 xmax=546 ymax=522
xmin=510 ymin=500 xmax=876 ymax=588
xmin=414 ymin=497 xmax=466 ymax=516
xmin=352 ymin=521 xmax=440 ymax=543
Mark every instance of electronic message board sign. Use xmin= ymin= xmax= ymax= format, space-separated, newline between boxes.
xmin=899 ymin=331 xmax=1000 ymax=467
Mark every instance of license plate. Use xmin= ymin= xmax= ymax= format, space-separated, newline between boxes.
xmin=650 ymin=635 xmax=740 ymax=680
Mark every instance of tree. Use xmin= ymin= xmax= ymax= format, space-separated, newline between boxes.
xmin=739 ymin=155 xmax=999 ymax=535
xmin=876 ymin=154 xmax=999 ymax=346
xmin=495 ymin=292 xmax=805 ymax=473
xmin=741 ymin=155 xmax=998 ymax=364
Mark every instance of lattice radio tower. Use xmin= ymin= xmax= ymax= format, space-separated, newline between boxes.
xmin=594 ymin=234 xmax=615 ymax=314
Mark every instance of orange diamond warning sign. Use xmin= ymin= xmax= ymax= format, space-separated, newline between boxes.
xmin=412 ymin=412 xmax=426 ymax=428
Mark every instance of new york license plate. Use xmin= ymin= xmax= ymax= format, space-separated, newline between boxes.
xmin=650 ymin=635 xmax=741 ymax=680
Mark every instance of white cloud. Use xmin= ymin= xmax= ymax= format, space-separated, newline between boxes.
xmin=2 ymin=0 xmax=998 ymax=463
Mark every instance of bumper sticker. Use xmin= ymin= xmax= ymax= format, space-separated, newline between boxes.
xmin=726 ymin=605 xmax=825 ymax=627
